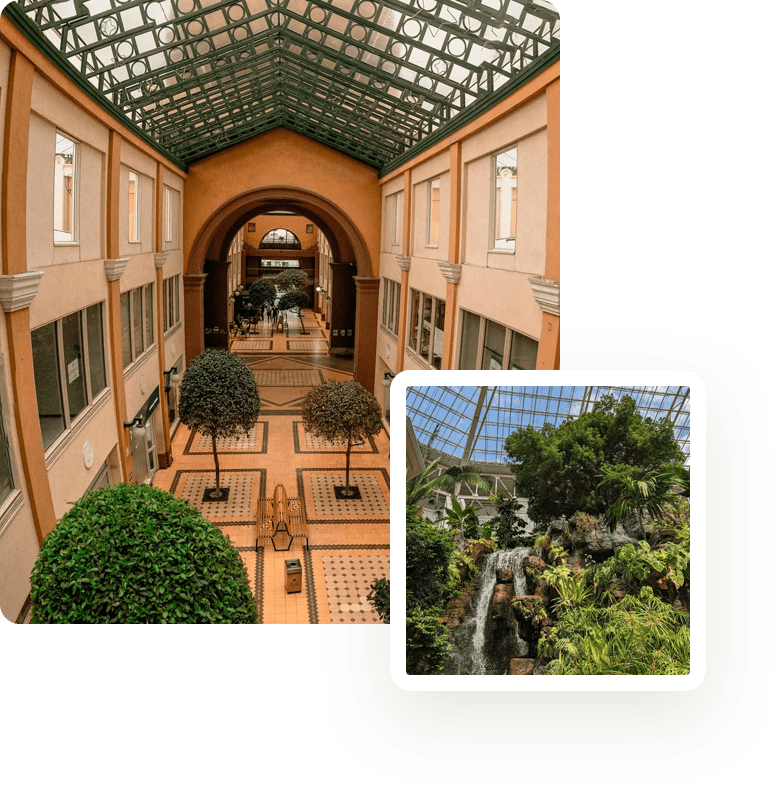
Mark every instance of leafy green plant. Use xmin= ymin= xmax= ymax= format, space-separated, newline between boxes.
xmin=406 ymin=456 xmax=492 ymax=511
xmin=275 ymin=268 xmax=310 ymax=293
xmin=512 ymin=596 xmax=548 ymax=628
xmin=486 ymin=492 xmax=530 ymax=548
xmin=504 ymin=394 xmax=684 ymax=525
xmin=406 ymin=506 xmax=456 ymax=609
xmin=436 ymin=496 xmax=481 ymax=536
xmin=541 ymin=564 xmax=592 ymax=610
xmin=301 ymin=380 xmax=383 ymax=496
xmin=406 ymin=606 xmax=450 ymax=674
xmin=367 ymin=577 xmax=390 ymax=624
xmin=179 ymin=350 xmax=261 ymax=497
xmin=248 ymin=279 xmax=276 ymax=310
xmin=278 ymin=290 xmax=310 ymax=318
xmin=30 ymin=484 xmax=257 ymax=623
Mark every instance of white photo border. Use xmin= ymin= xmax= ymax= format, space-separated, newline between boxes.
xmin=390 ymin=369 xmax=706 ymax=691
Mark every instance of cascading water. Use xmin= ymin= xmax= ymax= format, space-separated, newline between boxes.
xmin=444 ymin=547 xmax=533 ymax=675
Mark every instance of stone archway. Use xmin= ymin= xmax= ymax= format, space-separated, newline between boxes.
xmin=185 ymin=186 xmax=379 ymax=393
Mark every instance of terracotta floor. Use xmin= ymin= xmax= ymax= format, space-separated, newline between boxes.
xmin=152 ymin=310 xmax=390 ymax=624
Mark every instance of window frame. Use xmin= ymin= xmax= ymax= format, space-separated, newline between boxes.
xmin=380 ymin=278 xmax=401 ymax=337
xmin=122 ymin=284 xmax=156 ymax=369
xmin=53 ymin=131 xmax=79 ymax=245
xmin=163 ymin=275 xmax=181 ymax=334
xmin=426 ymin=178 xmax=441 ymax=248
xmin=406 ymin=288 xmax=445 ymax=370
xmin=491 ymin=145 xmax=518 ymax=253
xmin=31 ymin=303 xmax=109 ymax=454
xmin=164 ymin=186 xmax=173 ymax=243
xmin=457 ymin=309 xmax=538 ymax=371
xmin=128 ymin=170 xmax=141 ymax=243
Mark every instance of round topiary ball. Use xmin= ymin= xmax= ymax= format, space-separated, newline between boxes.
xmin=30 ymin=484 xmax=257 ymax=623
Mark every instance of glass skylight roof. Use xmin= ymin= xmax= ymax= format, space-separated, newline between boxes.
xmin=407 ymin=386 xmax=692 ymax=467
xmin=12 ymin=0 xmax=559 ymax=170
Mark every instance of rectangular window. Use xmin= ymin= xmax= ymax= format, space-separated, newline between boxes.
xmin=407 ymin=289 xmax=445 ymax=369
xmin=54 ymin=133 xmax=77 ymax=243
xmin=122 ymin=285 xmax=155 ymax=368
xmin=163 ymin=275 xmax=181 ymax=333
xmin=380 ymin=278 xmax=401 ymax=335
xmin=128 ymin=171 xmax=140 ymax=242
xmin=493 ymin=146 xmax=517 ymax=251
xmin=458 ymin=309 xmax=538 ymax=370
xmin=427 ymin=178 xmax=440 ymax=246
xmin=164 ymin=186 xmax=173 ymax=243
xmin=0 ymin=397 xmax=15 ymax=506
xmin=32 ymin=304 xmax=108 ymax=452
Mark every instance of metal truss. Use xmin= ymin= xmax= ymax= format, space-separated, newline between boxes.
xmin=14 ymin=0 xmax=559 ymax=169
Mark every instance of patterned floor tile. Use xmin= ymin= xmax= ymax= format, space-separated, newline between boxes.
xmin=300 ymin=469 xmax=389 ymax=521
xmin=177 ymin=472 xmax=257 ymax=520
xmin=185 ymin=422 xmax=267 ymax=454
xmin=293 ymin=422 xmax=377 ymax=454
xmin=319 ymin=552 xmax=390 ymax=624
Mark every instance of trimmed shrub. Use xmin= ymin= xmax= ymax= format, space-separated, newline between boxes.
xmin=30 ymin=484 xmax=257 ymax=624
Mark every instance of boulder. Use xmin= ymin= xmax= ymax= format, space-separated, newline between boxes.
xmin=547 ymin=511 xmax=643 ymax=558
xmin=491 ymin=583 xmax=514 ymax=624
xmin=508 ymin=658 xmax=535 ymax=675
xmin=522 ymin=555 xmax=547 ymax=594
xmin=496 ymin=567 xmax=514 ymax=583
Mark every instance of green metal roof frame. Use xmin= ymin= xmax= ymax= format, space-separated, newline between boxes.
xmin=8 ymin=1 xmax=559 ymax=174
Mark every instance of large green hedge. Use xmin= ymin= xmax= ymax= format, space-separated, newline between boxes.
xmin=30 ymin=484 xmax=257 ymax=624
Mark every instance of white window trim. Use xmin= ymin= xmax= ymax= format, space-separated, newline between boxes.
xmin=490 ymin=145 xmax=518 ymax=254
xmin=128 ymin=171 xmax=141 ymax=243
xmin=426 ymin=178 xmax=440 ymax=248
xmin=53 ymin=131 xmax=80 ymax=246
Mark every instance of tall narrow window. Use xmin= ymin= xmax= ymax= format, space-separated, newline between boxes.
xmin=121 ymin=292 xmax=132 ymax=368
xmin=0 ymin=398 xmax=14 ymax=506
xmin=144 ymin=283 xmax=154 ymax=348
xmin=508 ymin=331 xmax=539 ymax=370
xmin=432 ymin=301 xmax=445 ymax=370
xmin=407 ymin=289 xmax=445 ymax=368
xmin=61 ymin=310 xmax=87 ymax=419
xmin=459 ymin=311 xmax=481 ymax=370
xmin=493 ymin=147 xmax=517 ymax=251
xmin=132 ymin=288 xmax=143 ymax=359
xmin=164 ymin=187 xmax=172 ymax=242
xmin=408 ymin=290 xmax=420 ymax=352
xmin=427 ymin=178 xmax=440 ymax=246
xmin=128 ymin=171 xmax=140 ymax=242
xmin=32 ymin=323 xmax=65 ymax=451
xmin=86 ymin=304 xmax=107 ymax=396
xmin=54 ymin=133 xmax=77 ymax=243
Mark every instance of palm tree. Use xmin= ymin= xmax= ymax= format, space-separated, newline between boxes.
xmin=406 ymin=456 xmax=492 ymax=512
xmin=597 ymin=467 xmax=687 ymax=539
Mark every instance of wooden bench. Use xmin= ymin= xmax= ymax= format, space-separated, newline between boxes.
xmin=256 ymin=484 xmax=309 ymax=551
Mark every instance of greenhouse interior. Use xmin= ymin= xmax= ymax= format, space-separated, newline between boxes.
xmin=405 ymin=385 xmax=691 ymax=675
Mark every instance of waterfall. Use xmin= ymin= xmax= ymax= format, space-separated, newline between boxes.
xmin=444 ymin=547 xmax=532 ymax=675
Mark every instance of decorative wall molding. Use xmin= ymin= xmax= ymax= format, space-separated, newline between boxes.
xmin=437 ymin=261 xmax=462 ymax=285
xmin=0 ymin=271 xmax=45 ymax=312
xmin=528 ymin=275 xmax=560 ymax=316
xmin=104 ymin=257 xmax=129 ymax=281
xmin=154 ymin=252 xmax=169 ymax=269
xmin=396 ymin=255 xmax=411 ymax=272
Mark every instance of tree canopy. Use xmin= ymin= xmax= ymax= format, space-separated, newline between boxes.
xmin=275 ymin=269 xmax=310 ymax=293
xmin=30 ymin=484 xmax=257 ymax=623
xmin=504 ymin=395 xmax=684 ymax=524
xmin=248 ymin=280 xmax=276 ymax=309
xmin=277 ymin=290 xmax=309 ymax=316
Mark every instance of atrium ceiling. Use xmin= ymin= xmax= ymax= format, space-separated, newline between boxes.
xmin=10 ymin=0 xmax=560 ymax=171
xmin=407 ymin=386 xmax=692 ymax=467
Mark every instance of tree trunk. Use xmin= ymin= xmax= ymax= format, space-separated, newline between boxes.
xmin=213 ymin=435 xmax=221 ymax=497
xmin=345 ymin=436 xmax=352 ymax=495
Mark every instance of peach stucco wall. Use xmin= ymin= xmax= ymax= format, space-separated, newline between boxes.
xmin=183 ymin=128 xmax=381 ymax=279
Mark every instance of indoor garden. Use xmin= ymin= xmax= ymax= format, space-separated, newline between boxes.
xmin=405 ymin=385 xmax=691 ymax=676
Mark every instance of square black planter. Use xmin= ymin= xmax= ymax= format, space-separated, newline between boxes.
xmin=203 ymin=487 xmax=230 ymax=502
xmin=334 ymin=485 xmax=361 ymax=500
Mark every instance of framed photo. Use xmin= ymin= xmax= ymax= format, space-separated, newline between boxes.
xmin=248 ymin=222 xmax=256 ymax=232
xmin=306 ymin=224 xmax=314 ymax=234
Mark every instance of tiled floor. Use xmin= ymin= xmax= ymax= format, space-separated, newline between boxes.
xmin=152 ymin=310 xmax=390 ymax=624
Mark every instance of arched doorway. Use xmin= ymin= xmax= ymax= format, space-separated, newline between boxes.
xmin=185 ymin=187 xmax=380 ymax=393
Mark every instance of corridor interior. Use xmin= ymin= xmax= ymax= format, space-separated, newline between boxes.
xmin=151 ymin=309 xmax=390 ymax=624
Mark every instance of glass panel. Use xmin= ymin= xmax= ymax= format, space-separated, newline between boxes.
xmin=432 ymin=300 xmax=445 ymax=370
xmin=86 ymin=304 xmax=107 ymax=396
xmin=164 ymin=187 xmax=172 ymax=242
xmin=0 ymin=404 xmax=14 ymax=504
xmin=428 ymin=179 xmax=441 ymax=245
xmin=459 ymin=311 xmax=480 ymax=370
xmin=393 ymin=281 xmax=401 ymax=332
xmin=144 ymin=284 xmax=154 ymax=348
xmin=54 ymin=134 xmax=76 ymax=243
xmin=408 ymin=289 xmax=420 ymax=351
xmin=382 ymin=280 xmax=389 ymax=328
xmin=419 ymin=295 xmax=432 ymax=362
xmin=509 ymin=331 xmax=539 ymax=370
xmin=483 ymin=319 xmax=506 ymax=370
xmin=494 ymin=147 xmax=517 ymax=251
xmin=163 ymin=278 xmax=170 ymax=332
xmin=61 ymin=311 xmax=87 ymax=420
xmin=121 ymin=292 xmax=132 ymax=368
xmin=132 ymin=288 xmax=143 ymax=358
xmin=32 ymin=323 xmax=65 ymax=451
xmin=128 ymin=171 xmax=139 ymax=241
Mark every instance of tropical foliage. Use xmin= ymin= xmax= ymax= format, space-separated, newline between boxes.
xmin=486 ymin=492 xmax=531 ymax=548
xmin=436 ymin=496 xmax=480 ymax=538
xmin=30 ymin=484 xmax=258 ymax=624
xmin=367 ymin=577 xmax=390 ymax=624
xmin=301 ymin=380 xmax=382 ymax=496
xmin=503 ymin=394 xmax=684 ymax=524
xmin=406 ymin=455 xmax=492 ymax=511
xmin=179 ymin=350 xmax=261 ymax=497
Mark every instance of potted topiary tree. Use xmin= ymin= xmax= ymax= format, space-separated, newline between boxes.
xmin=301 ymin=379 xmax=383 ymax=498
xmin=29 ymin=483 xmax=258 ymax=623
xmin=275 ymin=268 xmax=310 ymax=294
xmin=277 ymin=290 xmax=310 ymax=334
xmin=248 ymin=279 xmax=276 ymax=313
xmin=179 ymin=349 xmax=261 ymax=501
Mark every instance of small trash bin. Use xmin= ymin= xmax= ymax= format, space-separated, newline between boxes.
xmin=285 ymin=558 xmax=302 ymax=593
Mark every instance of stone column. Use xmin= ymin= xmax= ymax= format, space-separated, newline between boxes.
xmin=0 ymin=272 xmax=57 ymax=544
xmin=154 ymin=253 xmax=173 ymax=467
xmin=104 ymin=257 xmax=134 ymax=483
xmin=353 ymin=277 xmax=380 ymax=394
xmin=183 ymin=273 xmax=208 ymax=364
xmin=437 ymin=261 xmax=462 ymax=370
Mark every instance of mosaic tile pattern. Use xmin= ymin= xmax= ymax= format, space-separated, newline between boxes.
xmin=185 ymin=423 xmax=267 ymax=454
xmin=293 ymin=422 xmax=377 ymax=454
xmin=254 ymin=370 xmax=322 ymax=386
xmin=321 ymin=553 xmax=390 ymax=624
xmin=231 ymin=340 xmax=272 ymax=352
xmin=260 ymin=387 xmax=312 ymax=412
xmin=287 ymin=340 xmax=329 ymax=352
xmin=178 ymin=472 xmax=255 ymax=520
xmin=300 ymin=469 xmax=389 ymax=521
